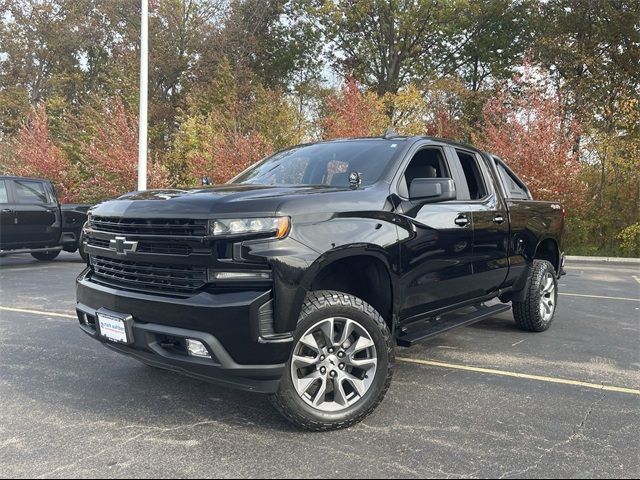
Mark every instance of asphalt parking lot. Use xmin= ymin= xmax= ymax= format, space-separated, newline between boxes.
xmin=1 ymin=253 xmax=638 ymax=478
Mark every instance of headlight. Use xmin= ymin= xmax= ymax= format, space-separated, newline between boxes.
xmin=210 ymin=217 xmax=290 ymax=238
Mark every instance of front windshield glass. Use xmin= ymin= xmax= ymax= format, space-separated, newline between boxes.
xmin=231 ymin=140 xmax=403 ymax=187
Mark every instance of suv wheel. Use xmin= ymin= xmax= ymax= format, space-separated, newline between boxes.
xmin=31 ymin=250 xmax=61 ymax=261
xmin=513 ymin=260 xmax=558 ymax=332
xmin=272 ymin=290 xmax=393 ymax=431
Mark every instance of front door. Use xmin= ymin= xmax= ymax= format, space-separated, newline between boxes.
xmin=394 ymin=145 xmax=475 ymax=322
xmin=0 ymin=179 xmax=18 ymax=248
xmin=12 ymin=179 xmax=60 ymax=247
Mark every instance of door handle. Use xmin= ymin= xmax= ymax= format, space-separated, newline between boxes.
xmin=454 ymin=215 xmax=469 ymax=227
xmin=1 ymin=209 xmax=13 ymax=214
xmin=493 ymin=215 xmax=505 ymax=225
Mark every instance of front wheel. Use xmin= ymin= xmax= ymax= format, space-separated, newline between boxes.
xmin=30 ymin=250 xmax=61 ymax=261
xmin=272 ymin=290 xmax=394 ymax=431
xmin=513 ymin=260 xmax=558 ymax=332
xmin=78 ymin=231 xmax=87 ymax=262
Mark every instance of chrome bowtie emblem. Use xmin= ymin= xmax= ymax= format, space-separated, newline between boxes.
xmin=109 ymin=236 xmax=138 ymax=255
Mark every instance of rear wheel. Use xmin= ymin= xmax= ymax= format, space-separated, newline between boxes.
xmin=513 ymin=260 xmax=558 ymax=332
xmin=272 ymin=290 xmax=393 ymax=431
xmin=30 ymin=250 xmax=61 ymax=261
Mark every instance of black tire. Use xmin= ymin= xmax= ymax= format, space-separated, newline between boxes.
xmin=513 ymin=260 xmax=558 ymax=332
xmin=30 ymin=250 xmax=61 ymax=261
xmin=271 ymin=290 xmax=394 ymax=431
xmin=78 ymin=232 xmax=87 ymax=262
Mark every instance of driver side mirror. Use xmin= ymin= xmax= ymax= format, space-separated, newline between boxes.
xmin=409 ymin=178 xmax=456 ymax=203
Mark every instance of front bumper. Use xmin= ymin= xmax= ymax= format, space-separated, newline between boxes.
xmin=76 ymin=269 xmax=292 ymax=394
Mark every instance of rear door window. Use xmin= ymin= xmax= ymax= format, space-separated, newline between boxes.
xmin=0 ymin=180 xmax=9 ymax=203
xmin=14 ymin=180 xmax=51 ymax=204
xmin=494 ymin=161 xmax=530 ymax=200
xmin=455 ymin=150 xmax=488 ymax=200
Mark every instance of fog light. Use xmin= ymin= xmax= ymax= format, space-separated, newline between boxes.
xmin=211 ymin=271 xmax=271 ymax=280
xmin=186 ymin=339 xmax=211 ymax=358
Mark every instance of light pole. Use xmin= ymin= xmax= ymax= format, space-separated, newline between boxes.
xmin=137 ymin=0 xmax=148 ymax=191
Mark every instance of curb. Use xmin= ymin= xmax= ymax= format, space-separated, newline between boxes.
xmin=566 ymin=255 xmax=640 ymax=265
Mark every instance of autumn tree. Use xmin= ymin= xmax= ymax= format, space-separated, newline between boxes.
xmin=474 ymin=65 xmax=584 ymax=210
xmin=321 ymin=78 xmax=388 ymax=139
xmin=81 ymin=99 xmax=168 ymax=202
xmin=1 ymin=104 xmax=77 ymax=202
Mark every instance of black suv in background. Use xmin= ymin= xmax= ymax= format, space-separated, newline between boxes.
xmin=77 ymin=136 xmax=565 ymax=430
xmin=0 ymin=176 xmax=90 ymax=260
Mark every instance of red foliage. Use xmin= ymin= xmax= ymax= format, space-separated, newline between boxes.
xmin=322 ymin=78 xmax=386 ymax=139
xmin=6 ymin=105 xmax=77 ymax=202
xmin=474 ymin=68 xmax=584 ymax=209
xmin=425 ymin=107 xmax=460 ymax=140
xmin=188 ymin=131 xmax=273 ymax=184
xmin=83 ymin=99 xmax=168 ymax=201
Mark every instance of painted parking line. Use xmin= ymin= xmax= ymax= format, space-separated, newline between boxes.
xmin=633 ymin=275 xmax=640 ymax=285
xmin=0 ymin=306 xmax=77 ymax=319
xmin=559 ymin=292 xmax=639 ymax=302
xmin=396 ymin=357 xmax=640 ymax=396
xmin=3 ymin=305 xmax=639 ymax=396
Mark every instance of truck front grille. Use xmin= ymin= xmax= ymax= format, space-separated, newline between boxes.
xmin=90 ymin=216 xmax=208 ymax=237
xmin=91 ymin=255 xmax=207 ymax=293
xmin=86 ymin=237 xmax=193 ymax=256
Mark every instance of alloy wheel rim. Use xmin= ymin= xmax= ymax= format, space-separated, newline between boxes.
xmin=290 ymin=317 xmax=377 ymax=412
xmin=539 ymin=272 xmax=556 ymax=322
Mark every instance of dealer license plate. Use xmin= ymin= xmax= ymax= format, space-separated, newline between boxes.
xmin=97 ymin=311 xmax=131 ymax=344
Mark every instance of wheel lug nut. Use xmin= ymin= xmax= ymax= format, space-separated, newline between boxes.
xmin=337 ymin=351 xmax=345 ymax=358
xmin=319 ymin=355 xmax=325 ymax=361
xmin=339 ymin=363 xmax=345 ymax=370
xmin=328 ymin=348 xmax=334 ymax=354
xmin=330 ymin=370 xmax=337 ymax=377
xmin=320 ymin=367 xmax=326 ymax=374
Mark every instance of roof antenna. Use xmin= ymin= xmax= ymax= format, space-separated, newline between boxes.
xmin=383 ymin=127 xmax=398 ymax=139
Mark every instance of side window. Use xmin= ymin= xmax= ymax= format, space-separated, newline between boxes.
xmin=456 ymin=151 xmax=487 ymax=200
xmin=495 ymin=161 xmax=530 ymax=200
xmin=14 ymin=180 xmax=50 ymax=204
xmin=0 ymin=180 xmax=9 ymax=203
xmin=399 ymin=148 xmax=451 ymax=197
xmin=400 ymin=148 xmax=449 ymax=197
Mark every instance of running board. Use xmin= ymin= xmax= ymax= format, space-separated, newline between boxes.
xmin=396 ymin=303 xmax=511 ymax=347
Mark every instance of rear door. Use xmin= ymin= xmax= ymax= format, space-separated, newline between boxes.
xmin=447 ymin=147 xmax=510 ymax=294
xmin=12 ymin=179 xmax=61 ymax=247
xmin=0 ymin=179 xmax=18 ymax=248
xmin=491 ymin=156 xmax=535 ymax=288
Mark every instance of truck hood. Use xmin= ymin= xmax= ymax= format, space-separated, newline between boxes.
xmin=89 ymin=184 xmax=353 ymax=218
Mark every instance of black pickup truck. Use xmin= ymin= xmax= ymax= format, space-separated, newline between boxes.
xmin=77 ymin=136 xmax=565 ymax=430
xmin=0 ymin=176 xmax=90 ymax=260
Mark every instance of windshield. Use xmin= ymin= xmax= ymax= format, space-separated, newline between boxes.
xmin=231 ymin=140 xmax=403 ymax=187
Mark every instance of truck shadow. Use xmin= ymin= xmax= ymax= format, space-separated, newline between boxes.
xmin=0 ymin=252 xmax=84 ymax=269
xmin=467 ymin=316 xmax=522 ymax=332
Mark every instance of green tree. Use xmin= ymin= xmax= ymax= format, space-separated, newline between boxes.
xmin=310 ymin=0 xmax=460 ymax=96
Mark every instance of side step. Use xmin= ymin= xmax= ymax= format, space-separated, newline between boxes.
xmin=396 ymin=303 xmax=511 ymax=347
